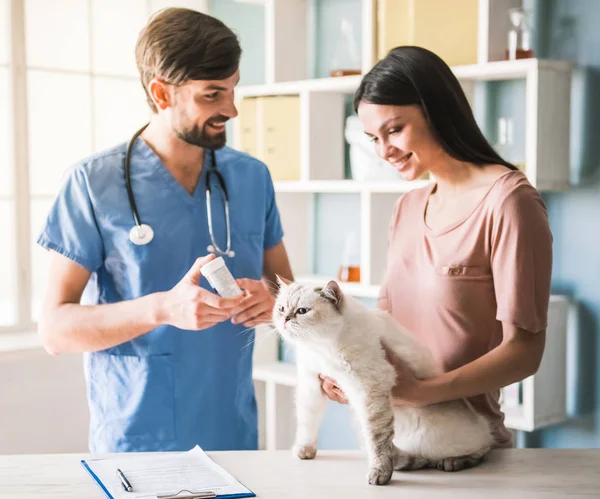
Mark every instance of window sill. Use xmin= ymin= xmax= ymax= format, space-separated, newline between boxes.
xmin=0 ymin=332 xmax=42 ymax=353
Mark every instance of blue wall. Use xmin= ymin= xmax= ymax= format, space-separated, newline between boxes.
xmin=524 ymin=0 xmax=600 ymax=448
xmin=212 ymin=0 xmax=600 ymax=449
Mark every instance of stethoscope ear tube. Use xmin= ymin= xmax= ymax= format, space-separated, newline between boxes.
xmin=205 ymin=149 xmax=233 ymax=258
xmin=207 ymin=149 xmax=228 ymax=201
xmin=124 ymin=126 xmax=234 ymax=256
xmin=125 ymin=123 xmax=150 ymax=228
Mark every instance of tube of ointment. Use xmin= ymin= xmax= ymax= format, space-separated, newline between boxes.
xmin=200 ymin=256 xmax=243 ymax=298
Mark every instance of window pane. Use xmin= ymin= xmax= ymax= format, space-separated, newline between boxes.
xmin=0 ymin=67 xmax=12 ymax=197
xmin=0 ymin=0 xmax=8 ymax=65
xmin=91 ymin=0 xmax=148 ymax=77
xmin=93 ymin=77 xmax=150 ymax=152
xmin=25 ymin=0 xmax=90 ymax=71
xmin=150 ymin=0 xmax=208 ymax=14
xmin=30 ymin=197 xmax=52 ymax=322
xmin=27 ymin=70 xmax=92 ymax=196
xmin=0 ymin=199 xmax=17 ymax=326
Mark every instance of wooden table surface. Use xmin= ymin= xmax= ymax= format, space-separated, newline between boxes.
xmin=0 ymin=449 xmax=599 ymax=498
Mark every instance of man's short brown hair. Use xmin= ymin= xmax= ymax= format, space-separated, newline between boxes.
xmin=135 ymin=8 xmax=241 ymax=112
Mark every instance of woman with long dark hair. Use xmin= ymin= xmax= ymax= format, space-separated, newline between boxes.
xmin=321 ymin=46 xmax=552 ymax=452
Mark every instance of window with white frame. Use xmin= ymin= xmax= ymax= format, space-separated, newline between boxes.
xmin=1 ymin=0 xmax=208 ymax=333
xmin=0 ymin=0 xmax=16 ymax=328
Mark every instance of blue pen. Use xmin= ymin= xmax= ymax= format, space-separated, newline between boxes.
xmin=116 ymin=468 xmax=133 ymax=492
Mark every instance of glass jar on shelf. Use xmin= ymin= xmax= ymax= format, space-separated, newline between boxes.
xmin=505 ymin=7 xmax=534 ymax=60
xmin=330 ymin=16 xmax=361 ymax=77
xmin=338 ymin=231 xmax=361 ymax=283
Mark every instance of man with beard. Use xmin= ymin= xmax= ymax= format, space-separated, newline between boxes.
xmin=36 ymin=8 xmax=293 ymax=453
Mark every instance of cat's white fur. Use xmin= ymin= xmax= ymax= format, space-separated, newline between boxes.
xmin=273 ymin=280 xmax=493 ymax=484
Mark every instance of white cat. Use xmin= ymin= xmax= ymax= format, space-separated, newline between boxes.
xmin=272 ymin=279 xmax=493 ymax=485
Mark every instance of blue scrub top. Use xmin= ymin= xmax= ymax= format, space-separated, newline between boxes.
xmin=37 ymin=138 xmax=283 ymax=453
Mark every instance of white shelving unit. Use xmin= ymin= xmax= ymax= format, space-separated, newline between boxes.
xmin=243 ymin=0 xmax=545 ymax=83
xmin=242 ymin=0 xmax=573 ymax=448
xmin=238 ymin=57 xmax=572 ymax=190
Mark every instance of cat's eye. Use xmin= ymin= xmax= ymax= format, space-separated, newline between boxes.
xmin=278 ymin=305 xmax=285 ymax=313
xmin=296 ymin=308 xmax=309 ymax=315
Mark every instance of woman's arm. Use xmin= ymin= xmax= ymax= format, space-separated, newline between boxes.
xmin=390 ymin=323 xmax=546 ymax=407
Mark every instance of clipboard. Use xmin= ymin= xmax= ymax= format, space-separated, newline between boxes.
xmin=81 ymin=445 xmax=255 ymax=499
xmin=156 ymin=491 xmax=216 ymax=499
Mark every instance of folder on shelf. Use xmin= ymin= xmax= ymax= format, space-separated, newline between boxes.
xmin=81 ymin=445 xmax=255 ymax=499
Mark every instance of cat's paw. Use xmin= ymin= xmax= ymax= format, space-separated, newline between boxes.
xmin=367 ymin=466 xmax=393 ymax=485
xmin=435 ymin=454 xmax=485 ymax=472
xmin=293 ymin=443 xmax=317 ymax=460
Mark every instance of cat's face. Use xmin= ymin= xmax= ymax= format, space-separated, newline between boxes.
xmin=273 ymin=280 xmax=345 ymax=346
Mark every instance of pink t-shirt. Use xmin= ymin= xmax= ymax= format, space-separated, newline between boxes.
xmin=379 ymin=170 xmax=552 ymax=448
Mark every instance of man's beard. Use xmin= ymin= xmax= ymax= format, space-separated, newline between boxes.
xmin=175 ymin=116 xmax=228 ymax=149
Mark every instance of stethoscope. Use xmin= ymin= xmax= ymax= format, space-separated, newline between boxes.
xmin=124 ymin=124 xmax=235 ymax=257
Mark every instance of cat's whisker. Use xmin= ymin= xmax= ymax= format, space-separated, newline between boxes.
xmin=262 ymin=278 xmax=280 ymax=295
xmin=234 ymin=317 xmax=279 ymax=338
xmin=242 ymin=333 xmax=270 ymax=351
xmin=234 ymin=326 xmax=255 ymax=338
xmin=241 ymin=325 xmax=279 ymax=351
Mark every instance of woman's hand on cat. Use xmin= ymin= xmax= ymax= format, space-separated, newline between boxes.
xmin=319 ymin=375 xmax=348 ymax=404
xmin=384 ymin=345 xmax=431 ymax=407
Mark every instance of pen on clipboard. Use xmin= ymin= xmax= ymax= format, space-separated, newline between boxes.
xmin=116 ymin=468 xmax=133 ymax=492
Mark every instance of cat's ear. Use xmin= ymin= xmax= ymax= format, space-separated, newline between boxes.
xmin=276 ymin=274 xmax=292 ymax=287
xmin=320 ymin=280 xmax=344 ymax=310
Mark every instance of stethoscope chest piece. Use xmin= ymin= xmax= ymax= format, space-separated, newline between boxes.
xmin=129 ymin=224 xmax=154 ymax=245
xmin=207 ymin=244 xmax=235 ymax=258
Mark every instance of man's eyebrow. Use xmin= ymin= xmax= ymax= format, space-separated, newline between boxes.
xmin=203 ymin=84 xmax=228 ymax=92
